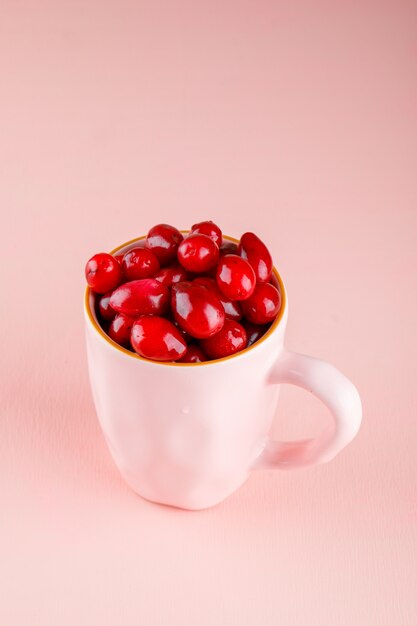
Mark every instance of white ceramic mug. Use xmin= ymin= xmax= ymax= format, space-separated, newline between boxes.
xmin=84 ymin=235 xmax=362 ymax=510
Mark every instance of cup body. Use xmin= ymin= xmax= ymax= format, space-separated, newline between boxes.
xmin=85 ymin=237 xmax=287 ymax=510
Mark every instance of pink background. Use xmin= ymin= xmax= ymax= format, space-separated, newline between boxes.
xmin=1 ymin=0 xmax=416 ymax=624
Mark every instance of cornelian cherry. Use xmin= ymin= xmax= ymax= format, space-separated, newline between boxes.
xmin=131 ymin=316 xmax=187 ymax=361
xmin=216 ymin=254 xmax=256 ymax=301
xmin=114 ymin=254 xmax=124 ymax=265
xmin=193 ymin=277 xmax=242 ymax=321
xmin=145 ymin=224 xmax=183 ymax=266
xmin=110 ymin=279 xmax=169 ymax=317
xmin=178 ymin=344 xmax=206 ymax=363
xmin=154 ymin=264 xmax=188 ymax=288
xmin=98 ymin=292 xmax=116 ymax=321
xmin=238 ymin=232 xmax=273 ymax=283
xmin=85 ymin=253 xmax=122 ymax=294
xmin=191 ymin=220 xmax=223 ymax=246
xmin=108 ymin=314 xmax=136 ymax=347
xmin=171 ymin=281 xmax=225 ymax=339
xmin=177 ymin=234 xmax=219 ymax=273
xmin=200 ymin=319 xmax=247 ymax=360
xmin=122 ymin=247 xmax=160 ymax=281
xmin=241 ymin=283 xmax=281 ymax=324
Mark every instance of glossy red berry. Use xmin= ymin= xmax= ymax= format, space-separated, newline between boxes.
xmin=154 ymin=264 xmax=189 ymax=288
xmin=171 ymin=281 xmax=225 ymax=339
xmin=98 ymin=292 xmax=116 ymax=321
xmin=178 ymin=344 xmax=207 ymax=363
xmin=177 ymin=233 xmax=219 ymax=273
xmin=238 ymin=232 xmax=273 ymax=283
xmin=131 ymin=316 xmax=187 ymax=361
xmin=145 ymin=224 xmax=183 ymax=266
xmin=242 ymin=321 xmax=268 ymax=347
xmin=216 ymin=254 xmax=256 ymax=301
xmin=193 ymin=277 xmax=242 ymax=321
xmin=110 ymin=279 xmax=169 ymax=317
xmin=200 ymin=319 xmax=247 ymax=360
xmin=114 ymin=253 xmax=124 ymax=265
xmin=122 ymin=247 xmax=160 ymax=281
xmin=85 ymin=253 xmax=122 ymax=294
xmin=108 ymin=314 xmax=136 ymax=347
xmin=241 ymin=283 xmax=281 ymax=324
xmin=191 ymin=220 xmax=223 ymax=246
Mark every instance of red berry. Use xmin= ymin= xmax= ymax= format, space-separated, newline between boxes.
xmin=216 ymin=254 xmax=256 ymax=301
xmin=171 ymin=281 xmax=225 ymax=339
xmin=238 ymin=232 xmax=273 ymax=283
xmin=114 ymin=254 xmax=124 ymax=265
xmin=193 ymin=277 xmax=242 ymax=321
xmin=108 ymin=314 xmax=136 ymax=347
xmin=178 ymin=344 xmax=207 ymax=363
xmin=145 ymin=224 xmax=183 ymax=266
xmin=110 ymin=279 xmax=169 ymax=317
xmin=98 ymin=292 xmax=116 ymax=321
xmin=242 ymin=321 xmax=268 ymax=347
xmin=85 ymin=253 xmax=122 ymax=294
xmin=241 ymin=283 xmax=281 ymax=324
xmin=177 ymin=233 xmax=219 ymax=273
xmin=191 ymin=220 xmax=223 ymax=246
xmin=200 ymin=319 xmax=247 ymax=360
xmin=220 ymin=241 xmax=238 ymax=255
xmin=154 ymin=264 xmax=189 ymax=288
xmin=131 ymin=316 xmax=187 ymax=361
xmin=122 ymin=247 xmax=160 ymax=281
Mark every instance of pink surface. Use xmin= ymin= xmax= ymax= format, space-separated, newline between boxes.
xmin=1 ymin=0 xmax=416 ymax=624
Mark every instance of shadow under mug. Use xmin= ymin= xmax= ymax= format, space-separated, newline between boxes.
xmin=84 ymin=235 xmax=362 ymax=510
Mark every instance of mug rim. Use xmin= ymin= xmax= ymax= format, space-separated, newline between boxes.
xmin=84 ymin=232 xmax=287 ymax=367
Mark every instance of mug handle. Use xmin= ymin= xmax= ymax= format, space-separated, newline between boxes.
xmin=253 ymin=350 xmax=362 ymax=469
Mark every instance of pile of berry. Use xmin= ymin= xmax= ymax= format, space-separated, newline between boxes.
xmin=85 ymin=221 xmax=281 ymax=362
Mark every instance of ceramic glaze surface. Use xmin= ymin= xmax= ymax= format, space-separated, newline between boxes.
xmin=85 ymin=238 xmax=362 ymax=510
